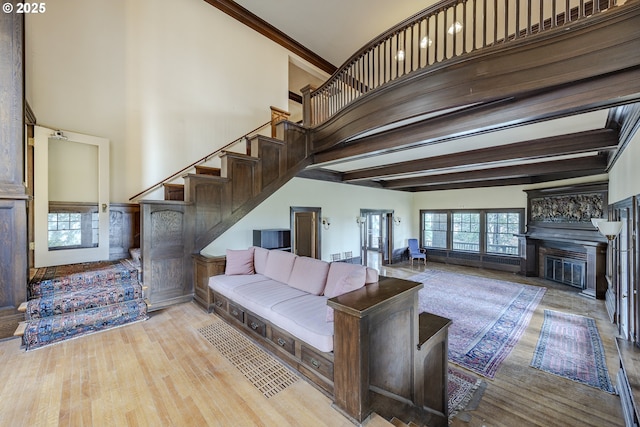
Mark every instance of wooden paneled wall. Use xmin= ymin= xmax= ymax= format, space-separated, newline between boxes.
xmin=0 ymin=4 xmax=28 ymax=339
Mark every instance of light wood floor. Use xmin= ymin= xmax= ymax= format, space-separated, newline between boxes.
xmin=0 ymin=262 xmax=624 ymax=427
xmin=380 ymin=261 xmax=624 ymax=427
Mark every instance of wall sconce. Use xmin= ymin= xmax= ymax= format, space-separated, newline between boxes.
xmin=393 ymin=216 xmax=401 ymax=226
xmin=321 ymin=217 xmax=331 ymax=230
xmin=591 ymin=218 xmax=623 ymax=241
xmin=356 ymin=216 xmax=366 ymax=226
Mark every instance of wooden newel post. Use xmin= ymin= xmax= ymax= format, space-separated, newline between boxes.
xmin=301 ymin=85 xmax=315 ymax=127
xmin=270 ymin=106 xmax=290 ymax=138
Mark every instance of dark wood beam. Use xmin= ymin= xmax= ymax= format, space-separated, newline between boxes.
xmin=382 ymin=155 xmax=608 ymax=189
xmin=313 ymin=66 xmax=640 ymax=164
xmin=203 ymin=0 xmax=336 ymax=74
xmin=342 ymin=128 xmax=618 ymax=181
xmin=400 ymin=169 xmax=605 ymax=192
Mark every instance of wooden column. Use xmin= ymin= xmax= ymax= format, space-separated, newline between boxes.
xmin=328 ymin=277 xmax=423 ymax=423
xmin=300 ymin=85 xmax=315 ymax=127
xmin=0 ymin=2 xmax=28 ymax=339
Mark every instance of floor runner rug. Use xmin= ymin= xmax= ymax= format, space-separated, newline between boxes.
xmin=28 ymin=259 xmax=139 ymax=298
xmin=410 ymin=270 xmax=545 ymax=378
xmin=531 ymin=310 xmax=615 ymax=393
xmin=198 ymin=317 xmax=481 ymax=416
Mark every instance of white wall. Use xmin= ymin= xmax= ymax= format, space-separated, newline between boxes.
xmin=609 ymin=132 xmax=640 ymax=204
xmin=26 ymin=0 xmax=292 ymax=203
xmin=201 ymin=178 xmax=413 ymax=261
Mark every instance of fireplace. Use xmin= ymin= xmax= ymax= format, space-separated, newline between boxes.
xmin=519 ymin=183 xmax=609 ymax=299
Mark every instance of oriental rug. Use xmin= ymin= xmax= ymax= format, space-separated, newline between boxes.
xmin=23 ymin=259 xmax=147 ymax=351
xmin=531 ymin=310 xmax=615 ymax=393
xmin=198 ymin=317 xmax=481 ymax=416
xmin=410 ymin=270 xmax=545 ymax=378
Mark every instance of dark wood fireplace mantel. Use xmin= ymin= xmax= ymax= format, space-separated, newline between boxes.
xmin=519 ymin=183 xmax=609 ymax=299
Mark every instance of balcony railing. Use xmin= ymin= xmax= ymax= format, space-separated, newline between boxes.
xmin=304 ymin=0 xmax=618 ymax=127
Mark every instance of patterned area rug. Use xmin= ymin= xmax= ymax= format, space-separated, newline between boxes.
xmin=23 ymin=259 xmax=147 ymax=351
xmin=448 ymin=367 xmax=482 ymax=419
xmin=198 ymin=317 xmax=481 ymax=416
xmin=531 ymin=310 xmax=615 ymax=393
xmin=410 ymin=270 xmax=545 ymax=378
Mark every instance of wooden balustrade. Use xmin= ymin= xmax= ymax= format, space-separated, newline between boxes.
xmin=304 ymin=0 xmax=617 ymax=127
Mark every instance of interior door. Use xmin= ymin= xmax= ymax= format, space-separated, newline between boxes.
xmin=34 ymin=126 xmax=110 ymax=267
xmin=291 ymin=207 xmax=320 ymax=258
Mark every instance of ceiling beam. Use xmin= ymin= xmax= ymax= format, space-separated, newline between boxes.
xmin=313 ymin=66 xmax=640 ymax=164
xmin=381 ymin=155 xmax=608 ymax=189
xmin=400 ymin=169 xmax=606 ymax=192
xmin=341 ymin=128 xmax=618 ymax=181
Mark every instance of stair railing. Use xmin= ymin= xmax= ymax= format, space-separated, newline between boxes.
xmin=303 ymin=0 xmax=618 ymax=127
xmin=129 ymin=120 xmax=271 ymax=201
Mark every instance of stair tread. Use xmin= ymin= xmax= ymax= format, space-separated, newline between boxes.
xmin=220 ymin=151 xmax=259 ymax=161
xmin=14 ymin=322 xmax=26 ymax=337
xmin=194 ymin=165 xmax=221 ymax=176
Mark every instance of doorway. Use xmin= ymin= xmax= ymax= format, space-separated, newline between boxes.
xmin=33 ymin=126 xmax=110 ymax=267
xmin=290 ymin=207 xmax=321 ymax=258
xmin=360 ymin=209 xmax=394 ymax=269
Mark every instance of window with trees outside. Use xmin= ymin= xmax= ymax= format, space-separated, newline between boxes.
xmin=486 ymin=212 xmax=520 ymax=255
xmin=420 ymin=209 xmax=523 ymax=256
xmin=452 ymin=212 xmax=480 ymax=252
xmin=422 ymin=212 xmax=448 ymax=248
xmin=48 ymin=208 xmax=99 ymax=250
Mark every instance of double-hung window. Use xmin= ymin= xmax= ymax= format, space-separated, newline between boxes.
xmin=420 ymin=209 xmax=523 ymax=256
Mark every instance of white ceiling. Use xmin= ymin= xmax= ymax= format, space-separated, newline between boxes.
xmin=234 ymin=0 xmax=441 ymax=68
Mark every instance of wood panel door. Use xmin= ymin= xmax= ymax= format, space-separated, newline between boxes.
xmin=291 ymin=207 xmax=320 ymax=258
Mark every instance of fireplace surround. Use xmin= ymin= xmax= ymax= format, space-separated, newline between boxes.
xmin=518 ymin=183 xmax=609 ymax=299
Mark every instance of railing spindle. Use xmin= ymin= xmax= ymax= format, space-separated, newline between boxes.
xmin=306 ymin=0 xmax=624 ymax=126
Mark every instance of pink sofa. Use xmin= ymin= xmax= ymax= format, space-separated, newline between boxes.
xmin=208 ymin=246 xmax=378 ymax=353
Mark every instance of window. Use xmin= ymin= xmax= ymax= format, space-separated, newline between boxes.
xmin=486 ymin=212 xmax=520 ymax=255
xmin=47 ymin=208 xmax=99 ymax=250
xmin=48 ymin=213 xmax=82 ymax=247
xmin=420 ymin=209 xmax=523 ymax=257
xmin=422 ymin=212 xmax=447 ymax=248
xmin=452 ymin=212 xmax=480 ymax=252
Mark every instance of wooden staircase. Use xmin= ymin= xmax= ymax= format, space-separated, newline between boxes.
xmin=138 ymin=120 xmax=310 ymax=311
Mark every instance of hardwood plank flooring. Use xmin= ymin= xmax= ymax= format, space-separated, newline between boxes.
xmin=379 ymin=261 xmax=624 ymax=427
xmin=0 ymin=261 xmax=624 ymax=426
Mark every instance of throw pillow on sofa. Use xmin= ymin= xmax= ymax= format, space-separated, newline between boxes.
xmin=324 ymin=269 xmax=366 ymax=298
xmin=225 ymin=248 xmax=255 ymax=275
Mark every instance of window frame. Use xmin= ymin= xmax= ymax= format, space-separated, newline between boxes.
xmin=420 ymin=208 xmax=524 ymax=257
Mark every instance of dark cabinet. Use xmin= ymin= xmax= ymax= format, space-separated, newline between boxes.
xmin=253 ymin=229 xmax=291 ymax=251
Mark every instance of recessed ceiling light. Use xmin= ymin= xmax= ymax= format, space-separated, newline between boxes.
xmin=448 ymin=21 xmax=463 ymax=35
xmin=395 ymin=50 xmax=405 ymax=61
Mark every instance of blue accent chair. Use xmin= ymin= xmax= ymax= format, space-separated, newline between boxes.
xmin=408 ymin=238 xmax=426 ymax=266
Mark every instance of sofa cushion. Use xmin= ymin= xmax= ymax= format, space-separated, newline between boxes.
xmin=264 ymin=250 xmax=297 ymax=283
xmin=271 ymin=295 xmax=334 ymax=353
xmin=287 ymin=257 xmax=330 ymax=295
xmin=365 ymin=267 xmax=379 ymax=284
xmin=233 ymin=280 xmax=307 ymax=320
xmin=324 ymin=269 xmax=366 ymax=298
xmin=208 ymin=274 xmax=269 ymax=297
xmin=225 ymin=248 xmax=255 ymax=275
xmin=324 ymin=263 xmax=367 ymax=297
xmin=252 ymin=246 xmax=270 ymax=275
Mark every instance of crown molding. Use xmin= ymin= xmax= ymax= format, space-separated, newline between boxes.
xmin=203 ymin=0 xmax=336 ymax=75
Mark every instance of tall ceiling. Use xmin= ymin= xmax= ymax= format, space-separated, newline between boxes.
xmin=221 ymin=0 xmax=633 ymax=192
xmin=233 ymin=0 xmax=441 ymax=68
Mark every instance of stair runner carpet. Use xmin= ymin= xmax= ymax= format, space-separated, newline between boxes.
xmin=22 ymin=259 xmax=148 ymax=351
